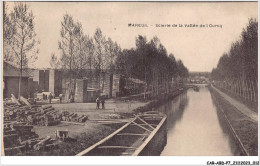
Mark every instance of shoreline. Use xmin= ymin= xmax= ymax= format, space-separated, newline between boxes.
xmin=23 ymin=88 xmax=186 ymax=156
xmin=209 ymin=86 xmax=258 ymax=156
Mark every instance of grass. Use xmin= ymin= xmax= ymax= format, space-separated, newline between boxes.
xmin=209 ymin=87 xmax=258 ymax=156
xmin=215 ymin=86 xmax=258 ymax=113
xmin=25 ymin=123 xmax=120 ymax=156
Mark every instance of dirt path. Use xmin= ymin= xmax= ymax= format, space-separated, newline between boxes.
xmin=212 ymin=85 xmax=258 ymax=123
xmin=48 ymin=99 xmax=147 ymax=120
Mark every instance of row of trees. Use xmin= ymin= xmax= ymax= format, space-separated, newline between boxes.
xmin=53 ymin=14 xmax=189 ymax=98
xmin=3 ymin=2 xmax=39 ymax=98
xmin=3 ymin=2 xmax=189 ymax=99
xmin=51 ymin=13 xmax=121 ymax=94
xmin=211 ymin=18 xmax=258 ymax=102
xmin=116 ymin=35 xmax=189 ymax=97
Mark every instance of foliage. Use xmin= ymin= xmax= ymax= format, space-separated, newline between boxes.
xmin=55 ymin=14 xmax=189 ymax=96
xmin=211 ymin=18 xmax=257 ymax=82
xmin=115 ymin=35 xmax=189 ymax=84
xmin=3 ymin=2 xmax=39 ymax=98
xmin=3 ymin=2 xmax=39 ymax=67
xmin=211 ymin=18 xmax=258 ymax=102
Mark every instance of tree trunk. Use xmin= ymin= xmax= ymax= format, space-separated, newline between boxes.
xmin=18 ymin=51 xmax=23 ymax=100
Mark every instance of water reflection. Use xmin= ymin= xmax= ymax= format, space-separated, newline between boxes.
xmin=159 ymin=85 xmax=240 ymax=156
xmin=210 ymin=92 xmax=245 ymax=156
xmin=157 ymin=92 xmax=188 ymax=132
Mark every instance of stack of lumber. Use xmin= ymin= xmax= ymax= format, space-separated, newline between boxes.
xmin=4 ymin=123 xmax=58 ymax=155
xmin=35 ymin=105 xmax=61 ymax=126
xmin=61 ymin=111 xmax=88 ymax=123
xmin=4 ymin=104 xmax=61 ymax=126
xmin=4 ymin=94 xmax=88 ymax=126
xmin=3 ymin=122 xmax=41 ymax=155
xmin=33 ymin=136 xmax=57 ymax=151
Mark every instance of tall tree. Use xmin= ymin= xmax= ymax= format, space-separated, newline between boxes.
xmin=58 ymin=14 xmax=83 ymax=85
xmin=84 ymin=36 xmax=95 ymax=87
xmin=93 ymin=28 xmax=108 ymax=91
xmin=3 ymin=2 xmax=14 ymax=62
xmin=5 ymin=2 xmax=39 ymax=98
xmin=211 ymin=18 xmax=258 ymax=102
xmin=115 ymin=35 xmax=189 ymax=97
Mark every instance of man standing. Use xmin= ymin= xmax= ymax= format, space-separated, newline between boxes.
xmin=59 ymin=94 xmax=63 ymax=103
xmin=101 ymin=98 xmax=105 ymax=110
xmin=48 ymin=93 xmax=53 ymax=104
xmin=96 ymin=97 xmax=100 ymax=109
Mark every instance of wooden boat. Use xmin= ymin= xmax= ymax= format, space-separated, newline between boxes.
xmin=193 ymin=86 xmax=199 ymax=91
xmin=76 ymin=111 xmax=167 ymax=156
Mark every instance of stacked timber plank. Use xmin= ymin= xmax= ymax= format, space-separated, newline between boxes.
xmin=3 ymin=122 xmax=41 ymax=155
xmin=4 ymin=122 xmax=58 ymax=155
xmin=61 ymin=111 xmax=88 ymax=123
xmin=4 ymin=104 xmax=61 ymax=126
xmin=33 ymin=136 xmax=57 ymax=151
xmin=36 ymin=105 xmax=61 ymax=126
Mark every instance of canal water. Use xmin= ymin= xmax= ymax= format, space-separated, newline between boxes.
xmin=159 ymin=85 xmax=242 ymax=156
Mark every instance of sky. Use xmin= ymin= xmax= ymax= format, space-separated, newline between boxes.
xmin=5 ymin=2 xmax=258 ymax=72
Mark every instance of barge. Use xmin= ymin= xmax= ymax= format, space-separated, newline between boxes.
xmin=76 ymin=111 xmax=167 ymax=156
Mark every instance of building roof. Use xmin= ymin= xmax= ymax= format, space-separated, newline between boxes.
xmin=3 ymin=61 xmax=32 ymax=78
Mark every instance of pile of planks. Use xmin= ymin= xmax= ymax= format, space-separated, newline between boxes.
xmin=4 ymin=104 xmax=33 ymax=122
xmin=4 ymin=103 xmax=61 ymax=126
xmin=61 ymin=111 xmax=88 ymax=123
xmin=33 ymin=136 xmax=57 ymax=151
xmin=31 ymin=105 xmax=61 ymax=126
xmin=3 ymin=122 xmax=40 ymax=155
xmin=4 ymin=94 xmax=88 ymax=126
xmin=4 ymin=122 xmax=58 ymax=155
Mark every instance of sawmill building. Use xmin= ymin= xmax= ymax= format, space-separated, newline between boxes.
xmin=3 ymin=61 xmax=33 ymax=98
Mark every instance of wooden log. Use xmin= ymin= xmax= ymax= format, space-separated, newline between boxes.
xmin=80 ymin=116 xmax=88 ymax=123
xmin=60 ymin=121 xmax=85 ymax=126
xmin=10 ymin=124 xmax=33 ymax=130
xmin=4 ymin=134 xmax=18 ymax=139
xmin=4 ymin=145 xmax=25 ymax=151
xmin=4 ymin=130 xmax=17 ymax=135
xmin=20 ymin=137 xmax=42 ymax=144
xmin=8 ymin=110 xmax=14 ymax=116
xmin=62 ymin=116 xmax=67 ymax=121
xmin=68 ymin=113 xmax=77 ymax=121
xmin=41 ymin=107 xmax=55 ymax=114
xmin=68 ymin=113 xmax=75 ymax=118
xmin=76 ymin=115 xmax=84 ymax=122
xmin=42 ymin=105 xmax=52 ymax=110
xmin=11 ymin=94 xmax=21 ymax=106
xmin=20 ymin=96 xmax=32 ymax=108
xmin=61 ymin=111 xmax=69 ymax=116
xmin=45 ymin=110 xmax=57 ymax=116
xmin=33 ymin=136 xmax=51 ymax=150
xmin=44 ymin=143 xmax=56 ymax=149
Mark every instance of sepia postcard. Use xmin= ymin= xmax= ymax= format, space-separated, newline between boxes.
xmin=1 ymin=1 xmax=259 ymax=165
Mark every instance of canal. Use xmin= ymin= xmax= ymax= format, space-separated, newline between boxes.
xmin=158 ymin=85 xmax=242 ymax=156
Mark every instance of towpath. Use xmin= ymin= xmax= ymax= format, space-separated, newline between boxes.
xmin=212 ymin=85 xmax=258 ymax=123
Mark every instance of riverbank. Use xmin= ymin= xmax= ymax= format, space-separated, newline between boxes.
xmin=209 ymin=86 xmax=258 ymax=156
xmin=132 ymin=89 xmax=186 ymax=114
xmin=214 ymin=85 xmax=258 ymax=113
xmin=25 ymin=88 xmax=185 ymax=155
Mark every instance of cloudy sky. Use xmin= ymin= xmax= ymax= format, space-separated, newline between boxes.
xmin=5 ymin=2 xmax=258 ymax=72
